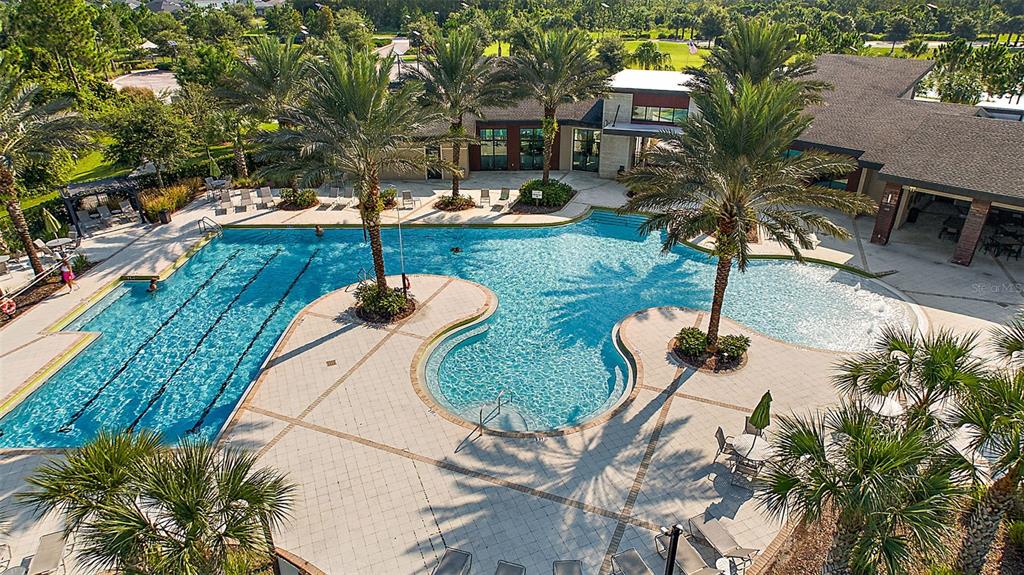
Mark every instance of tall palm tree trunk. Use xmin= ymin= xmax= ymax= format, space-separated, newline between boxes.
xmin=450 ymin=119 xmax=462 ymax=198
xmin=542 ymin=107 xmax=557 ymax=184
xmin=362 ymin=173 xmax=388 ymax=290
xmin=0 ymin=166 xmax=43 ymax=275
xmin=234 ymin=132 xmax=249 ymax=179
xmin=705 ymin=255 xmax=732 ymax=352
xmin=822 ymin=521 xmax=858 ymax=575
xmin=957 ymin=467 xmax=1020 ymax=574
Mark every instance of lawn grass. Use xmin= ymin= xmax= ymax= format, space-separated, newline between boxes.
xmin=67 ymin=149 xmax=131 ymax=184
xmin=483 ymin=38 xmax=707 ymax=69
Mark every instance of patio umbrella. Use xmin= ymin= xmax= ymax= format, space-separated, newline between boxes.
xmin=749 ymin=390 xmax=773 ymax=431
xmin=40 ymin=207 xmax=62 ymax=239
xmin=208 ymin=153 xmax=221 ymax=178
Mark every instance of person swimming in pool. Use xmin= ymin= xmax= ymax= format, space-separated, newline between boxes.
xmin=315 ymin=225 xmax=324 ymax=238
xmin=147 ymin=278 xmax=159 ymax=293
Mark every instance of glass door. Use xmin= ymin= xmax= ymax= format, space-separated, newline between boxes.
xmin=519 ymin=127 xmax=545 ymax=171
xmin=572 ymin=129 xmax=600 ymax=172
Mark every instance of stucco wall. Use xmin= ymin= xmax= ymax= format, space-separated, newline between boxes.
xmin=380 ymin=144 xmax=470 ymax=181
xmin=599 ymin=133 xmax=633 ymax=179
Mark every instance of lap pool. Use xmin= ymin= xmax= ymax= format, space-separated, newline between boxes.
xmin=0 ymin=211 xmax=912 ymax=447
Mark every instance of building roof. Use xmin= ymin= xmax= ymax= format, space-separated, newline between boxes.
xmin=145 ymin=0 xmax=183 ymax=12
xmin=608 ymin=69 xmax=694 ymax=94
xmin=476 ymin=98 xmax=603 ymax=126
xmin=798 ymin=54 xmax=1024 ymax=205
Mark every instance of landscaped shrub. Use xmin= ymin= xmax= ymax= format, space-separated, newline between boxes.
xmin=139 ymin=178 xmax=201 ymax=222
xmin=280 ymin=188 xmax=317 ymax=210
xmin=1009 ymin=521 xmax=1024 ymax=551
xmin=435 ymin=194 xmax=475 ymax=211
xmin=517 ymin=179 xmax=575 ymax=208
xmin=718 ymin=334 xmax=751 ymax=359
xmin=353 ymin=282 xmax=411 ymax=322
xmin=675 ymin=327 xmax=707 ymax=357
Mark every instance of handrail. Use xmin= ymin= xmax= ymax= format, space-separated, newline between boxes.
xmin=197 ymin=216 xmax=223 ymax=237
xmin=2 ymin=259 xmax=65 ymax=300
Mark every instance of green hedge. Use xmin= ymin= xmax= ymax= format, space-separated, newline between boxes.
xmin=518 ymin=179 xmax=575 ymax=208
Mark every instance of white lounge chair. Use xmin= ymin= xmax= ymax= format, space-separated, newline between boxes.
xmin=32 ymin=239 xmax=58 ymax=261
xmin=401 ymin=190 xmax=421 ymax=210
xmin=611 ymin=548 xmax=653 ymax=575
xmin=553 ymin=560 xmax=583 ymax=575
xmin=656 ymin=532 xmax=723 ymax=575
xmin=26 ymin=531 xmax=66 ymax=575
xmin=218 ymin=190 xmax=233 ymax=214
xmin=479 ymin=189 xmax=492 ymax=207
xmin=340 ymin=187 xmax=355 ymax=208
xmin=257 ymin=187 xmax=276 ymax=209
xmin=498 ymin=188 xmax=512 ymax=207
xmin=432 ymin=548 xmax=472 ymax=575
xmin=238 ymin=190 xmax=255 ymax=212
xmin=687 ymin=514 xmax=758 ymax=565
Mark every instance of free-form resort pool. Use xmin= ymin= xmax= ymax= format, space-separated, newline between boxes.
xmin=0 ymin=211 xmax=912 ymax=447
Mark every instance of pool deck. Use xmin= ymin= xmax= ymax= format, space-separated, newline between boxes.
xmin=219 ymin=275 xmax=841 ymax=574
xmin=0 ymin=170 xmax=1022 ymax=572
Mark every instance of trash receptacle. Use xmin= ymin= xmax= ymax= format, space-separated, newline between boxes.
xmin=158 ymin=209 xmax=171 ymax=224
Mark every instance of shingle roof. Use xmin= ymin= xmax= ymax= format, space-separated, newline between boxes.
xmin=798 ymin=55 xmax=1024 ymax=204
xmin=476 ymin=98 xmax=603 ymax=125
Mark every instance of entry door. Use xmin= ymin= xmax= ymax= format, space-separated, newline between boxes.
xmin=425 ymin=146 xmax=442 ymax=180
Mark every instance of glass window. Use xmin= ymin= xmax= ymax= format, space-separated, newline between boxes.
xmin=479 ymin=128 xmax=507 ymax=170
xmin=572 ymin=128 xmax=600 ymax=172
xmin=520 ymin=127 xmax=545 ymax=171
xmin=672 ymin=108 xmax=688 ymax=123
xmin=631 ymin=105 xmax=687 ymax=124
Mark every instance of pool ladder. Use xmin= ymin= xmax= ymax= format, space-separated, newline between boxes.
xmin=456 ymin=390 xmax=507 ymax=453
xmin=198 ymin=216 xmax=223 ymax=237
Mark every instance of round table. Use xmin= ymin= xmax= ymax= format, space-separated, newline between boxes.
xmin=45 ymin=238 xmax=73 ymax=253
xmin=864 ymin=395 xmax=905 ymax=418
xmin=0 ymin=254 xmax=9 ymax=264
xmin=732 ymin=433 xmax=772 ymax=461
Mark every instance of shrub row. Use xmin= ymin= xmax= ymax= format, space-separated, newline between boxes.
xmin=675 ymin=326 xmax=751 ymax=359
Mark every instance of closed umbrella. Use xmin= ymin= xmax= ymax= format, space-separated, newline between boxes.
xmin=208 ymin=154 xmax=221 ymax=178
xmin=41 ymin=207 xmax=62 ymax=239
xmin=749 ymin=390 xmax=773 ymax=431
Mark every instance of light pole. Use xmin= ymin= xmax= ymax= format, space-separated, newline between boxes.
xmin=395 ymin=205 xmax=408 ymax=298
xmin=659 ymin=524 xmax=684 ymax=575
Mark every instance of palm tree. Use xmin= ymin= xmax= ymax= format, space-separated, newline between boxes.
xmin=411 ymin=30 xmax=503 ymax=199
xmin=757 ymin=404 xmax=963 ymax=575
xmin=902 ymin=38 xmax=929 ymax=58
xmin=952 ymin=334 xmax=1024 ymax=573
xmin=219 ymin=36 xmax=309 ymax=182
xmin=21 ymin=431 xmax=295 ymax=575
xmin=259 ymin=49 xmax=444 ymax=292
xmin=833 ymin=326 xmax=983 ymax=426
xmin=500 ymin=28 xmax=608 ymax=183
xmin=631 ymin=41 xmax=671 ymax=70
xmin=687 ymin=17 xmax=827 ymax=104
xmin=622 ymin=76 xmax=874 ymax=353
xmin=0 ymin=76 xmax=92 ymax=275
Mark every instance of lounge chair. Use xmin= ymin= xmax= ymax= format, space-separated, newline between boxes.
xmin=655 ymin=532 xmax=723 ymax=575
xmin=714 ymin=427 xmax=736 ymax=463
xmin=118 ymin=199 xmax=138 ymax=223
xmin=401 ymin=190 xmax=421 ymax=210
xmin=32 ymin=239 xmax=58 ymax=261
xmin=0 ymin=260 xmax=9 ymax=277
xmin=26 ymin=531 xmax=66 ymax=575
xmin=340 ymin=187 xmax=355 ymax=208
xmin=432 ymin=548 xmax=472 ymax=575
xmin=0 ymin=543 xmax=10 ymax=570
xmin=257 ymin=187 xmax=276 ymax=209
xmin=219 ymin=190 xmax=233 ymax=214
xmin=496 ymin=560 xmax=526 ymax=575
xmin=687 ymin=515 xmax=758 ymax=565
xmin=479 ymin=189 xmax=491 ymax=207
xmin=498 ymin=188 xmax=512 ymax=207
xmin=238 ymin=190 xmax=255 ymax=212
xmin=76 ymin=210 xmax=98 ymax=231
xmin=319 ymin=186 xmax=338 ymax=208
xmin=553 ymin=559 xmax=583 ymax=575
xmin=610 ymin=548 xmax=653 ymax=575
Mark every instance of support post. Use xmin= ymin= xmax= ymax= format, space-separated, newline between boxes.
xmin=870 ymin=182 xmax=903 ymax=245
xmin=951 ymin=199 xmax=991 ymax=266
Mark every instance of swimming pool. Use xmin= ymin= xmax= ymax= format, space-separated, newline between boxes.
xmin=0 ymin=211 xmax=912 ymax=446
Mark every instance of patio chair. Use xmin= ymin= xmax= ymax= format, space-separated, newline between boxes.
xmin=687 ymin=515 xmax=758 ymax=566
xmin=32 ymin=239 xmax=58 ymax=261
xmin=2 ymin=567 xmax=27 ymax=575
xmin=496 ymin=560 xmax=526 ymax=575
xmin=118 ymin=199 xmax=138 ymax=223
xmin=610 ymin=548 xmax=653 ymax=575
xmin=319 ymin=186 xmax=338 ymax=208
xmin=714 ymin=427 xmax=736 ymax=462
xmin=26 ymin=530 xmax=66 ymax=575
xmin=257 ymin=187 xmax=276 ymax=209
xmin=0 ymin=260 xmax=9 ymax=277
xmin=0 ymin=542 xmax=10 ymax=570
xmin=480 ymin=189 xmax=492 ymax=207
xmin=552 ymin=559 xmax=583 ymax=575
xmin=68 ymin=229 xmax=81 ymax=248
xmin=340 ymin=187 xmax=355 ymax=208
xmin=327 ymin=187 xmax=344 ymax=209
xmin=655 ymin=532 xmax=723 ymax=575
xmin=238 ymin=190 xmax=255 ymax=212
xmin=730 ymin=458 xmax=761 ymax=488
xmin=401 ymin=190 xmax=421 ymax=210
xmin=498 ymin=188 xmax=512 ymax=207
xmin=431 ymin=548 xmax=472 ymax=575
xmin=75 ymin=210 xmax=98 ymax=231
xmin=97 ymin=204 xmax=115 ymax=225
xmin=218 ymin=190 xmax=233 ymax=214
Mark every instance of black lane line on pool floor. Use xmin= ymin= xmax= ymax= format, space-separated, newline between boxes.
xmin=186 ymin=248 xmax=320 ymax=435
xmin=53 ymin=249 xmax=244 ymax=434
xmin=126 ymin=248 xmax=284 ymax=432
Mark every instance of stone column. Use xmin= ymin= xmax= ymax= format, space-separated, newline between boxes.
xmin=870 ymin=182 xmax=903 ymax=245
xmin=951 ymin=199 xmax=991 ymax=266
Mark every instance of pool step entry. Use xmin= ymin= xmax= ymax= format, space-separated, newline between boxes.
xmin=587 ymin=209 xmax=649 ymax=230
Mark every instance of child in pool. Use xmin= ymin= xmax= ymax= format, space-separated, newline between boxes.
xmin=147 ymin=278 xmax=159 ymax=292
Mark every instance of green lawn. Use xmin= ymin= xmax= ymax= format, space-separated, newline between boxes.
xmin=67 ymin=149 xmax=131 ymax=184
xmin=483 ymin=38 xmax=707 ymax=69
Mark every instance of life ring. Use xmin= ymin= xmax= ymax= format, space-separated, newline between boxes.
xmin=0 ymin=297 xmax=15 ymax=315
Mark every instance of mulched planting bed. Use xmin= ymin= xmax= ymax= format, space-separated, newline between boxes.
xmin=354 ymin=298 xmax=417 ymax=324
xmin=0 ymin=262 xmax=96 ymax=328
xmin=434 ymin=195 xmax=476 ymax=212
xmin=671 ymin=348 xmax=747 ymax=373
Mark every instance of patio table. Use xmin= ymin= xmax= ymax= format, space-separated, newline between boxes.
xmin=45 ymin=238 xmax=73 ymax=251
xmin=0 ymin=255 xmax=9 ymax=264
xmin=732 ymin=433 xmax=771 ymax=462
xmin=27 ymin=531 xmax=65 ymax=575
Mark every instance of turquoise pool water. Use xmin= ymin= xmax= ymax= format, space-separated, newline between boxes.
xmin=0 ymin=212 xmax=911 ymax=446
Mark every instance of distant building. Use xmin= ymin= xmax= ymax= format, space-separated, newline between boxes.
xmin=145 ymin=0 xmax=184 ymax=13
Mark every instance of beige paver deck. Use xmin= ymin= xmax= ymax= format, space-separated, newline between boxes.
xmin=216 ymin=277 xmax=841 ymax=574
